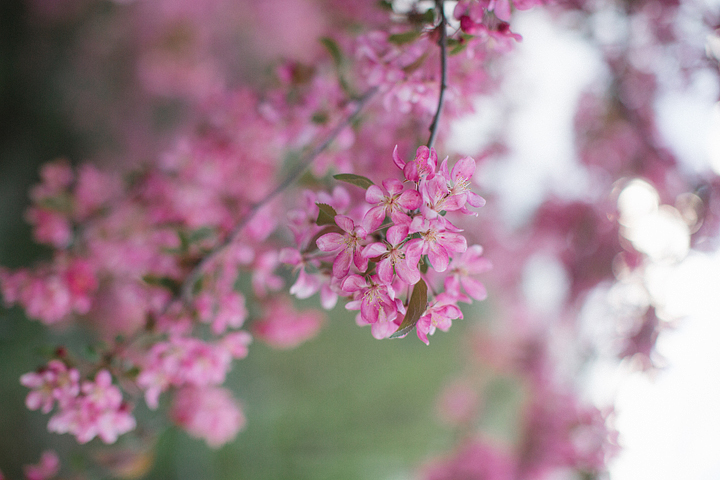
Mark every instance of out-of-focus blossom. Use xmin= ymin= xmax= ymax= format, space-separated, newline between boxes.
xmin=170 ymin=386 xmax=245 ymax=448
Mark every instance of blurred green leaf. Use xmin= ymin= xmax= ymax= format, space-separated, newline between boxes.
xmin=388 ymin=31 xmax=422 ymax=45
xmin=333 ymin=174 xmax=374 ymax=190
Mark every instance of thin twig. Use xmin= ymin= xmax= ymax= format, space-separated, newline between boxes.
xmin=179 ymin=87 xmax=378 ymax=303
xmin=427 ymin=0 xmax=448 ymax=149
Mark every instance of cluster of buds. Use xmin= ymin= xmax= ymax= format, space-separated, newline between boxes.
xmin=283 ymin=146 xmax=490 ymax=344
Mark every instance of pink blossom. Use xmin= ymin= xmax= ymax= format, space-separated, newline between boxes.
xmin=342 ymin=274 xmax=401 ymax=338
xmin=363 ymin=179 xmax=421 ymax=232
xmin=29 ymin=160 xmax=73 ymax=202
xmin=220 ymin=331 xmax=253 ymax=359
xmin=438 ymin=156 xmax=486 ymax=213
xmin=137 ymin=337 xmax=236 ymax=409
xmin=20 ymin=360 xmax=80 ymax=414
xmin=87 ymin=281 xmax=147 ymax=341
xmin=406 ymin=217 xmax=467 ymax=273
xmin=47 ymin=370 xmax=136 ymax=444
xmin=517 ymin=388 xmax=619 ymax=477
xmin=394 ymin=145 xmax=438 ymax=183
xmin=252 ymin=300 xmax=325 ymax=349
xmin=170 ymin=386 xmax=245 ymax=448
xmin=355 ymin=33 xmax=439 ymax=115
xmin=0 ymin=256 xmax=98 ymax=325
xmin=23 ymin=450 xmax=60 ymax=480
xmin=421 ymin=440 xmax=516 ymax=480
xmin=316 ymin=215 xmax=369 ymax=278
xmin=210 ymin=292 xmax=248 ymax=334
xmin=416 ymin=293 xmax=463 ymax=345
xmin=363 ymin=225 xmax=421 ymax=285
xmin=74 ymin=164 xmax=122 ymax=220
xmin=25 ymin=208 xmax=72 ymax=249
xmin=281 ymin=247 xmax=324 ymax=300
xmin=251 ymin=251 xmax=285 ymax=297
xmin=454 ymin=0 xmax=523 ymax=42
xmin=445 ymin=245 xmax=492 ymax=302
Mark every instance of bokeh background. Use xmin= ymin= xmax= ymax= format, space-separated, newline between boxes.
xmin=2 ymin=0 xmax=720 ymax=479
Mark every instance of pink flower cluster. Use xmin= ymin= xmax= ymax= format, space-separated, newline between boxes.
xmin=355 ymin=31 xmax=440 ymax=115
xmin=21 ymin=364 xmax=135 ymax=444
xmin=0 ymin=256 xmax=98 ymax=325
xmin=283 ymin=146 xmax=490 ymax=344
xmin=453 ymin=0 xmax=544 ymax=43
xmin=137 ymin=332 xmax=252 ymax=410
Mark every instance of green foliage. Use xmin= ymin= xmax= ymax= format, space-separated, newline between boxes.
xmin=388 ymin=31 xmax=423 ymax=46
xmin=315 ymin=203 xmax=338 ymax=226
xmin=332 ymin=174 xmax=374 ymax=190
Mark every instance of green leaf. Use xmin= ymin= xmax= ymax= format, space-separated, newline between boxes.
xmin=390 ymin=279 xmax=428 ymax=339
xmin=316 ymin=203 xmax=338 ymax=226
xmin=142 ymin=275 xmax=182 ymax=296
xmin=377 ymin=0 xmax=394 ymax=11
xmin=450 ymin=42 xmax=468 ymax=56
xmin=409 ymin=9 xmax=436 ymax=25
xmin=311 ymin=111 xmax=329 ymax=124
xmin=388 ymin=30 xmax=422 ymax=45
xmin=333 ymin=173 xmax=374 ymax=190
xmin=186 ymin=227 xmax=214 ymax=243
xmin=320 ymin=37 xmax=343 ymax=68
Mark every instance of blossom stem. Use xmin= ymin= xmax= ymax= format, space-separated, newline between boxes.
xmin=427 ymin=0 xmax=448 ymax=149
xmin=179 ymin=87 xmax=379 ymax=303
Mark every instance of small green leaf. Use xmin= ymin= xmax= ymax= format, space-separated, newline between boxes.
xmin=187 ymin=227 xmax=214 ymax=244
xmin=320 ymin=37 xmax=343 ymax=68
xmin=142 ymin=275 xmax=182 ymax=296
xmin=311 ymin=111 xmax=329 ymax=124
xmin=84 ymin=344 xmax=100 ymax=362
xmin=333 ymin=173 xmax=374 ymax=190
xmin=388 ymin=30 xmax=422 ymax=45
xmin=390 ymin=279 xmax=428 ymax=339
xmin=316 ymin=203 xmax=338 ymax=226
xmin=377 ymin=0 xmax=394 ymax=11
xmin=408 ymin=9 xmax=436 ymax=25
xmin=450 ymin=42 xmax=468 ymax=55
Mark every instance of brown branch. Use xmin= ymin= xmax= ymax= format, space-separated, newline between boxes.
xmin=427 ymin=0 xmax=448 ymax=149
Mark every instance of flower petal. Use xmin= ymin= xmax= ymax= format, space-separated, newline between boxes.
xmin=332 ymin=250 xmax=352 ymax=278
xmin=428 ymin=244 xmax=449 ymax=272
xmin=386 ymin=225 xmax=409 ymax=246
xmin=377 ymin=258 xmax=395 ymax=284
xmin=341 ymin=274 xmax=367 ymax=293
xmin=334 ymin=214 xmax=355 ymax=233
xmin=461 ymin=277 xmax=488 ymax=301
xmin=365 ymin=185 xmax=385 ymax=205
xmin=316 ymin=232 xmax=344 ymax=252
xmin=451 ymin=156 xmax=476 ymax=184
xmin=392 ymin=145 xmax=406 ymax=170
xmin=398 ymin=189 xmax=422 ymax=210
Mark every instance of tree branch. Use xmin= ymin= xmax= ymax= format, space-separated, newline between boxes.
xmin=427 ymin=0 xmax=448 ymax=149
xmin=179 ymin=87 xmax=378 ymax=303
